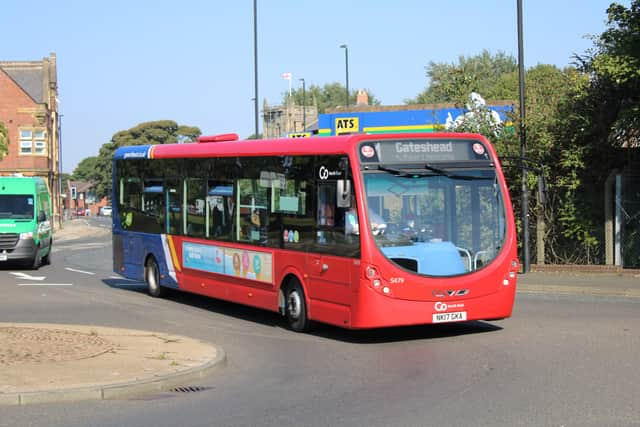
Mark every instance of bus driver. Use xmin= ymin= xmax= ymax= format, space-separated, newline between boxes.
xmin=345 ymin=196 xmax=386 ymax=236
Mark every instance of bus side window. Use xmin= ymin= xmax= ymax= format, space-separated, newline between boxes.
xmin=165 ymin=179 xmax=182 ymax=235
xmin=237 ymin=178 xmax=268 ymax=244
xmin=207 ymin=181 xmax=233 ymax=240
xmin=317 ymin=184 xmax=335 ymax=227
xmin=318 ymin=184 xmax=335 ymax=226
xmin=186 ymin=178 xmax=206 ymax=238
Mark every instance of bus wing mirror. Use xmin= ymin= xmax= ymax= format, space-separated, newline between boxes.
xmin=337 ymin=180 xmax=351 ymax=208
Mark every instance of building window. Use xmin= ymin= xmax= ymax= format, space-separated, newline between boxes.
xmin=19 ymin=129 xmax=47 ymax=155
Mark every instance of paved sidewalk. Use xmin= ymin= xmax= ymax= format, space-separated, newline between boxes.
xmin=53 ymin=218 xmax=111 ymax=241
xmin=518 ymin=271 xmax=640 ymax=298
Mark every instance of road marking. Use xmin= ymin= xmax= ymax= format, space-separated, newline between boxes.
xmin=9 ymin=272 xmax=45 ymax=281
xmin=18 ymin=283 xmax=72 ymax=287
xmin=65 ymin=267 xmax=95 ymax=275
xmin=54 ymin=242 xmax=106 ymax=250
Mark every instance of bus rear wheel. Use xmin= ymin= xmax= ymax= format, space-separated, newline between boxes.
xmin=285 ymin=280 xmax=310 ymax=332
xmin=145 ymin=257 xmax=166 ymax=298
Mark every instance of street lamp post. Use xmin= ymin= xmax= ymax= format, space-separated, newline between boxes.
xmin=339 ymin=44 xmax=349 ymax=108
xmin=517 ymin=0 xmax=529 ymax=273
xmin=253 ymin=0 xmax=259 ymax=138
xmin=299 ymin=78 xmax=306 ymax=131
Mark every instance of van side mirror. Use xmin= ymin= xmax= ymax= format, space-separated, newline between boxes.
xmin=38 ymin=211 xmax=47 ymax=222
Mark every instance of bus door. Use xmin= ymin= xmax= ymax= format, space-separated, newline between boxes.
xmin=118 ymin=176 xmax=143 ymax=274
xmin=305 ymin=180 xmax=359 ymax=310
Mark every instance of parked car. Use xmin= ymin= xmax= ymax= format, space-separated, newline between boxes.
xmin=99 ymin=206 xmax=112 ymax=216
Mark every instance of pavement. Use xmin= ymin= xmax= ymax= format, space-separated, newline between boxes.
xmin=518 ymin=270 xmax=640 ymax=298
xmin=0 ymin=219 xmax=637 ymax=405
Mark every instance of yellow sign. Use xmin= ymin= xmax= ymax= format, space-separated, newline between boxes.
xmin=335 ymin=117 xmax=359 ymax=135
xmin=289 ymin=132 xmax=311 ymax=138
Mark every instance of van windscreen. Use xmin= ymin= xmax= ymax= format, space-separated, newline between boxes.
xmin=0 ymin=195 xmax=34 ymax=219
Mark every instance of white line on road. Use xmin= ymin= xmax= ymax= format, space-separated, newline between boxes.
xmin=17 ymin=283 xmax=73 ymax=286
xmin=64 ymin=267 xmax=96 ymax=275
xmin=54 ymin=242 xmax=106 ymax=250
xmin=9 ymin=272 xmax=45 ymax=281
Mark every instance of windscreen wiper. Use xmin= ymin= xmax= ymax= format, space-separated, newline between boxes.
xmin=377 ymin=165 xmax=430 ymax=178
xmin=424 ymin=163 xmax=493 ymax=181
xmin=378 ymin=164 xmax=491 ymax=181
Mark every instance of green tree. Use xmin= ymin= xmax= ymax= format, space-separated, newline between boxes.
xmin=0 ymin=121 xmax=9 ymax=160
xmin=521 ymin=66 xmax=599 ymax=263
xmin=71 ymin=156 xmax=101 ymax=182
xmin=409 ymin=50 xmax=519 ymax=105
xmin=421 ymin=52 xmax=597 ymax=263
xmin=559 ymin=0 xmax=640 ymax=264
xmin=74 ymin=120 xmax=201 ymax=199
xmin=585 ymin=1 xmax=640 ymax=143
xmin=283 ymin=82 xmax=380 ymax=113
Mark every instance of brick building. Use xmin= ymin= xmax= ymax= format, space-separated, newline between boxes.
xmin=0 ymin=53 xmax=61 ymax=228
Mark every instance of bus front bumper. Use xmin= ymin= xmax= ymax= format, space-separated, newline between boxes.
xmin=349 ymin=280 xmax=517 ymax=329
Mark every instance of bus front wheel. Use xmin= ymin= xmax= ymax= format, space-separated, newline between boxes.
xmin=285 ymin=280 xmax=310 ymax=332
xmin=145 ymin=257 xmax=166 ymax=298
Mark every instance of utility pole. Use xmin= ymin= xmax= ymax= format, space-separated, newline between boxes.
xmin=517 ymin=0 xmax=530 ymax=273
xmin=340 ymin=44 xmax=349 ymax=108
xmin=253 ymin=0 xmax=259 ymax=138
xmin=299 ymin=78 xmax=306 ymax=131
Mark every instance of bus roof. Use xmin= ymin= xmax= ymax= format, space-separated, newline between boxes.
xmin=112 ymin=132 xmax=490 ymax=161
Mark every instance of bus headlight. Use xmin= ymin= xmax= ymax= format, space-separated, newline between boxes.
xmin=503 ymin=259 xmax=519 ymax=286
xmin=19 ymin=232 xmax=33 ymax=240
xmin=364 ymin=265 xmax=393 ymax=296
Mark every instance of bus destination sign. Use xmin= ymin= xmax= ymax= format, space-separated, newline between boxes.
xmin=360 ymin=139 xmax=490 ymax=163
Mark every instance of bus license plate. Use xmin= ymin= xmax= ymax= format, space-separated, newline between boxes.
xmin=0 ymin=254 xmax=7 ymax=261
xmin=432 ymin=311 xmax=467 ymax=323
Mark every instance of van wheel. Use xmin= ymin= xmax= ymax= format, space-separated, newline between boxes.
xmin=41 ymin=244 xmax=51 ymax=266
xmin=31 ymin=252 xmax=41 ymax=270
xmin=145 ymin=257 xmax=166 ymax=298
xmin=285 ymin=279 xmax=310 ymax=332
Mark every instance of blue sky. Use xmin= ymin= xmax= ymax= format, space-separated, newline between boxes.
xmin=1 ymin=0 xmax=628 ymax=173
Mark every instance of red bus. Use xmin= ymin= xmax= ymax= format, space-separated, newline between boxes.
xmin=112 ymin=132 xmax=518 ymax=331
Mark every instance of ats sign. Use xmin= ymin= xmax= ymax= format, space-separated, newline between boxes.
xmin=335 ymin=117 xmax=359 ymax=135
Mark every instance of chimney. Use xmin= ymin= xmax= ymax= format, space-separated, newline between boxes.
xmin=356 ymin=89 xmax=369 ymax=106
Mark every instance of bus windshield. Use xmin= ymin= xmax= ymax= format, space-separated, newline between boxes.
xmin=362 ymin=167 xmax=506 ymax=276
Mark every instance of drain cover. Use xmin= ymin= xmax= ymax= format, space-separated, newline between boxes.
xmin=170 ymin=386 xmax=212 ymax=393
